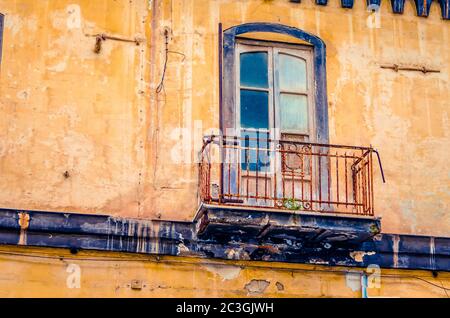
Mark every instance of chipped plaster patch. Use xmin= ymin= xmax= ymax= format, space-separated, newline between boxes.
xmin=399 ymin=200 xmax=418 ymax=232
xmin=51 ymin=4 xmax=82 ymax=30
xmin=244 ymin=279 xmax=270 ymax=295
xmin=202 ymin=264 xmax=242 ymax=281
xmin=61 ymin=132 xmax=95 ymax=171
xmin=0 ymin=127 xmax=34 ymax=157
xmin=225 ymin=247 xmax=250 ymax=260
xmin=309 ymin=258 xmax=329 ymax=265
xmin=16 ymin=89 xmax=30 ymax=100
xmin=66 ymin=4 xmax=82 ymax=29
xmin=47 ymin=105 xmax=81 ymax=128
xmin=345 ymin=271 xmax=362 ymax=292
xmin=392 ymin=234 xmax=400 ymax=268
xmin=47 ymin=61 xmax=67 ymax=73
xmin=47 ymin=5 xmax=108 ymax=64
xmin=177 ymin=242 xmax=190 ymax=255
xmin=4 ymin=14 xmax=23 ymax=37
xmin=275 ymin=281 xmax=284 ymax=291
xmin=349 ymin=251 xmax=376 ymax=262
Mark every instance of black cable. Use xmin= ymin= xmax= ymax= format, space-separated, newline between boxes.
xmin=156 ymin=29 xmax=169 ymax=94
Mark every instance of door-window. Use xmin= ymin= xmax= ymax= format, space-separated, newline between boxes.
xmin=235 ymin=39 xmax=316 ymax=206
xmin=236 ymin=40 xmax=315 ymax=173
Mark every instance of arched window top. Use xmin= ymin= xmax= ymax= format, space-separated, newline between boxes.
xmin=224 ymin=22 xmax=326 ymax=52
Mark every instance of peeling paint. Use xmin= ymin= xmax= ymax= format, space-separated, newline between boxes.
xmin=202 ymin=264 xmax=242 ymax=281
xmin=0 ymin=0 xmax=448 ymax=298
xmin=345 ymin=271 xmax=362 ymax=292
xmin=16 ymin=89 xmax=30 ymax=100
xmin=225 ymin=247 xmax=250 ymax=260
xmin=66 ymin=4 xmax=82 ymax=29
xmin=275 ymin=281 xmax=284 ymax=291
xmin=0 ymin=0 xmax=447 ymax=237
xmin=17 ymin=212 xmax=29 ymax=245
xmin=393 ymin=234 xmax=400 ymax=268
xmin=350 ymin=251 xmax=376 ymax=263
xmin=244 ymin=279 xmax=270 ymax=295
xmin=0 ymin=208 xmax=448 ymax=272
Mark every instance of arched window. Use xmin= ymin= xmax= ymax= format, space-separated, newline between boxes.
xmin=221 ymin=23 xmax=328 ymax=144
xmin=219 ymin=23 xmax=330 ymax=206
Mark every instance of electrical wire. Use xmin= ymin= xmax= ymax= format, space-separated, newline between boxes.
xmin=156 ymin=29 xmax=169 ymax=94
xmin=155 ymin=29 xmax=186 ymax=94
xmin=380 ymin=273 xmax=450 ymax=292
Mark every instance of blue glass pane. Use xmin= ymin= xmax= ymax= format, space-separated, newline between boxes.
xmin=280 ymin=94 xmax=308 ymax=132
xmin=240 ymin=52 xmax=268 ymax=88
xmin=278 ymin=54 xmax=307 ymax=92
xmin=240 ymin=89 xmax=269 ymax=129
xmin=241 ymin=131 xmax=271 ymax=172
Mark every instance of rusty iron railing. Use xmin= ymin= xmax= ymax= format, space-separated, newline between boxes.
xmin=199 ymin=135 xmax=385 ymax=216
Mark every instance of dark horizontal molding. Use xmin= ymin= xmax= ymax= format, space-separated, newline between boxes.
xmin=289 ymin=0 xmax=450 ymax=20
xmin=0 ymin=207 xmax=449 ymax=272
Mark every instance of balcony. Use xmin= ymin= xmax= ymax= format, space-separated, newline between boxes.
xmin=195 ymin=135 xmax=384 ymax=245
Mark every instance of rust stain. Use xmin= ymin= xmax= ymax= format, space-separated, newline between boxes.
xmin=18 ymin=212 xmax=30 ymax=245
xmin=244 ymin=279 xmax=270 ymax=295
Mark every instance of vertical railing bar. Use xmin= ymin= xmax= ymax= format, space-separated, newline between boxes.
xmin=199 ymin=143 xmax=204 ymax=201
xmin=366 ymin=157 xmax=370 ymax=215
xmin=256 ymin=130 xmax=260 ymax=201
xmin=309 ymin=146 xmax=313 ymax=211
xmin=370 ymin=149 xmax=374 ymax=216
xmin=208 ymin=160 xmax=211 ymax=201
xmin=327 ymin=155 xmax=331 ymax=208
xmin=292 ymin=147 xmax=296 ymax=203
xmin=299 ymin=147 xmax=303 ymax=206
xmin=246 ymin=135 xmax=250 ymax=201
xmin=361 ymin=150 xmax=366 ymax=215
xmin=368 ymin=159 xmax=371 ymax=215
xmin=318 ymin=152 xmax=322 ymax=210
xmin=365 ymin=151 xmax=369 ymax=215
xmin=227 ymin=153 xmax=231 ymax=199
xmin=345 ymin=152 xmax=348 ymax=208
xmin=264 ymin=137 xmax=268 ymax=203
xmin=236 ymin=135 xmax=240 ymax=200
xmin=219 ymin=136 xmax=223 ymax=203
xmin=273 ymin=140 xmax=278 ymax=207
xmin=336 ymin=150 xmax=339 ymax=207
xmin=357 ymin=157 xmax=361 ymax=215
xmin=282 ymin=147 xmax=286 ymax=203
xmin=352 ymin=153 xmax=357 ymax=214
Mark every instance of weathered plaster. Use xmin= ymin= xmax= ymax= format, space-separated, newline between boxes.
xmin=0 ymin=245 xmax=449 ymax=297
xmin=0 ymin=0 xmax=448 ymax=236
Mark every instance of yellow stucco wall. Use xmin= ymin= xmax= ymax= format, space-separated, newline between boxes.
xmin=0 ymin=0 xmax=449 ymax=237
xmin=0 ymin=245 xmax=448 ymax=298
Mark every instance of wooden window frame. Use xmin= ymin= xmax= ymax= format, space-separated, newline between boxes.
xmin=221 ymin=23 xmax=329 ymax=201
xmin=222 ymin=22 xmax=329 ymax=144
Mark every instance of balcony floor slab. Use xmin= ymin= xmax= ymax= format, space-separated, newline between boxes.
xmin=195 ymin=204 xmax=381 ymax=246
